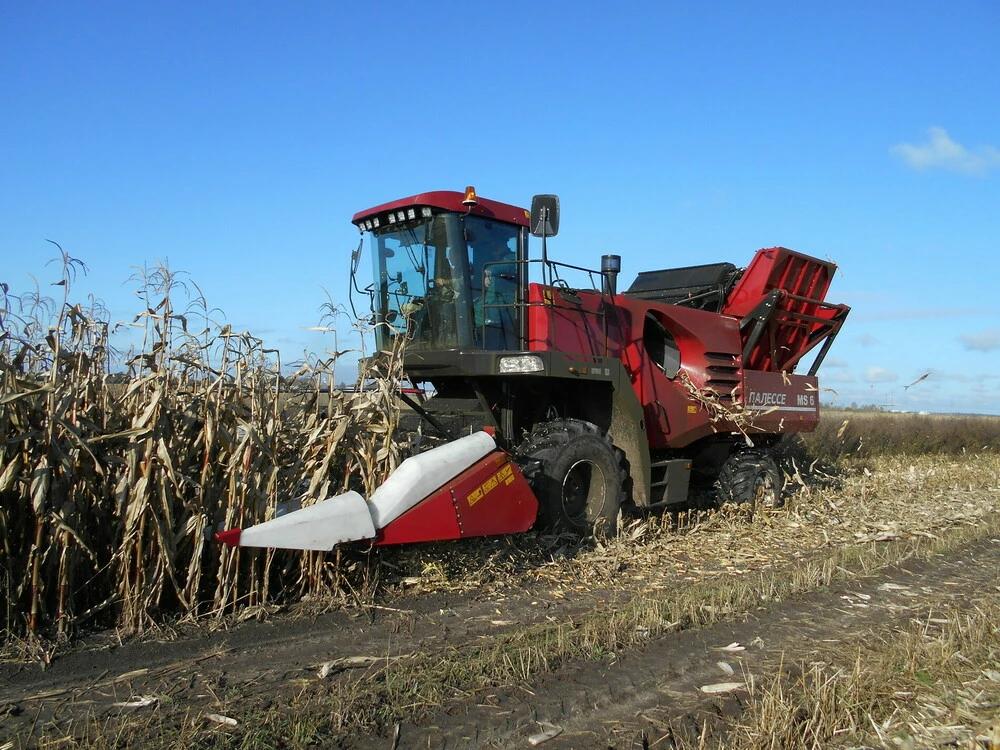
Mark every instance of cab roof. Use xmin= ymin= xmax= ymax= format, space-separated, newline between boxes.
xmin=352 ymin=191 xmax=530 ymax=228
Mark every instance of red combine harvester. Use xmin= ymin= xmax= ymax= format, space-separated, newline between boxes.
xmin=216 ymin=188 xmax=849 ymax=552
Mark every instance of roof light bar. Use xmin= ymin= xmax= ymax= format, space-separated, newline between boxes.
xmin=360 ymin=206 xmax=438 ymax=231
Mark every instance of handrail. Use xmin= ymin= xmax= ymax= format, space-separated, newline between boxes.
xmin=476 ymin=258 xmax=614 ymax=354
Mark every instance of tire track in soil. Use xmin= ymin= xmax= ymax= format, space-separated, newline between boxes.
xmin=0 ymin=579 xmax=629 ymax=739
xmin=358 ymin=538 xmax=1000 ymax=750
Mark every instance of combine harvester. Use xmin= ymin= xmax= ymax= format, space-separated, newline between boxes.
xmin=216 ymin=188 xmax=849 ymax=551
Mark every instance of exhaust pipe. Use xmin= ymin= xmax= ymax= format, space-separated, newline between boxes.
xmin=601 ymin=254 xmax=621 ymax=296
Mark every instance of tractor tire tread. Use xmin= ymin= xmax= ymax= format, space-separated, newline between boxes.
xmin=715 ymin=449 xmax=784 ymax=509
xmin=516 ymin=419 xmax=626 ymax=535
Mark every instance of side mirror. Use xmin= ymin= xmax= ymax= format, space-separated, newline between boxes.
xmin=530 ymin=194 xmax=560 ymax=238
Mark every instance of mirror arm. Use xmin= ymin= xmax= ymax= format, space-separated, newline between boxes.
xmin=348 ymin=235 xmax=364 ymax=319
xmin=542 ymin=205 xmax=553 ymax=287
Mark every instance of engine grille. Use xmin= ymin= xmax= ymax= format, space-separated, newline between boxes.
xmin=703 ymin=352 xmax=741 ymax=401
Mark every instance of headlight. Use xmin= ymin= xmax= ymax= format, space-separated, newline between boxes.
xmin=498 ymin=355 xmax=544 ymax=374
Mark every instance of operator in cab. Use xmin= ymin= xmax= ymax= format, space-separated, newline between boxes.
xmin=469 ymin=224 xmax=517 ymax=349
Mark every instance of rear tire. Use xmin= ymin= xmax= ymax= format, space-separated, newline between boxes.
xmin=516 ymin=419 xmax=626 ymax=536
xmin=715 ymin=449 xmax=784 ymax=509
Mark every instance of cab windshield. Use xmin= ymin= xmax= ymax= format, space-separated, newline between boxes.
xmin=371 ymin=213 xmax=519 ymax=352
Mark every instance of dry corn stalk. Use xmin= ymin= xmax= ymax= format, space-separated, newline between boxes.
xmin=0 ymin=256 xmax=405 ymax=638
xmin=677 ymin=369 xmax=771 ymax=445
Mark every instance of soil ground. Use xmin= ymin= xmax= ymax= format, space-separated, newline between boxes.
xmin=2 ymin=453 xmax=999 ymax=748
xmin=0 ymin=575 xmax=621 ymax=737
xmin=2 ymin=537 xmax=998 ymax=748
xmin=377 ymin=538 xmax=1000 ymax=749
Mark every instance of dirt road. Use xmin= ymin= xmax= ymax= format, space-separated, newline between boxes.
xmin=377 ymin=538 xmax=1000 ymax=749
xmin=2 ymin=536 xmax=997 ymax=748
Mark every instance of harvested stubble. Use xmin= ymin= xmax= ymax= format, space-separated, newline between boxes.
xmin=716 ymin=595 xmax=1000 ymax=750
xmin=382 ymin=451 xmax=1000 ymax=604
xmin=10 ymin=416 xmax=1000 ymax=745
xmin=123 ymin=462 xmax=999 ymax=747
xmin=0 ymin=262 xmax=403 ymax=639
xmin=321 ymin=457 xmax=1000 ymax=737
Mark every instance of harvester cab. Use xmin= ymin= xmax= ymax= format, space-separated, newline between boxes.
xmin=349 ymin=187 xmax=531 ymax=355
xmin=216 ymin=187 xmax=850 ymax=553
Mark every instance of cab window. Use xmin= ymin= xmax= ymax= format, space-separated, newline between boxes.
xmin=466 ymin=217 xmax=518 ymax=349
xmin=643 ymin=313 xmax=680 ymax=378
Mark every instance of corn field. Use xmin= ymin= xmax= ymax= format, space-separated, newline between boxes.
xmin=0 ymin=254 xmax=404 ymax=639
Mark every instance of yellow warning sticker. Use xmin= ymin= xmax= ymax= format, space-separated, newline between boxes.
xmin=467 ymin=463 xmax=515 ymax=507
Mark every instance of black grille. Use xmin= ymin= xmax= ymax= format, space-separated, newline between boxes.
xmin=703 ymin=352 xmax=741 ymax=400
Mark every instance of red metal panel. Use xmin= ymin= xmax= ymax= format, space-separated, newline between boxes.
xmin=375 ymin=452 xmax=538 ymax=546
xmin=375 ymin=491 xmax=462 ymax=545
xmin=352 ymin=191 xmax=530 ymax=228
xmin=618 ymin=299 xmax=744 ymax=449
xmin=527 ymin=282 xmax=748 ymax=450
xmin=724 ymin=247 xmax=836 ymax=318
xmin=742 ymin=370 xmax=820 ymax=432
xmin=526 ymin=283 xmax=618 ymax=358
xmin=723 ymin=247 xmax=847 ymax=373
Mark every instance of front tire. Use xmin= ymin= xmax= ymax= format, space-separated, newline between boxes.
xmin=715 ymin=449 xmax=784 ymax=509
xmin=516 ymin=419 xmax=626 ymax=536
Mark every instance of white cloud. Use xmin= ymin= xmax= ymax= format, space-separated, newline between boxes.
xmin=824 ymin=356 xmax=849 ymax=368
xmin=891 ymin=127 xmax=1000 ymax=175
xmin=959 ymin=328 xmax=1000 ymax=352
xmin=864 ymin=366 xmax=898 ymax=384
xmin=856 ymin=333 xmax=880 ymax=348
xmin=823 ymin=369 xmax=856 ymax=384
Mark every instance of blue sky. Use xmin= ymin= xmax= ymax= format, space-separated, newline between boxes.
xmin=2 ymin=2 xmax=999 ymax=413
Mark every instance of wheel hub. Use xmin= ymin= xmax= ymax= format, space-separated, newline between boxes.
xmin=561 ymin=459 xmax=608 ymax=523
